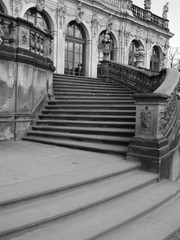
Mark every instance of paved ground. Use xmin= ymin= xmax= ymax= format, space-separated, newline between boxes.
xmin=0 ymin=140 xmax=123 ymax=187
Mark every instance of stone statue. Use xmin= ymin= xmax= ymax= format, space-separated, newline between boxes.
xmin=144 ymin=0 xmax=151 ymax=11
xmin=162 ymin=2 xmax=169 ymax=19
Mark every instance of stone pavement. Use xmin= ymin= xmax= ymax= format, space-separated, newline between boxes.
xmin=0 ymin=140 xmax=122 ymax=187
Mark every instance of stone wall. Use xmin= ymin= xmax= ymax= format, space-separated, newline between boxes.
xmin=0 ymin=59 xmax=53 ymax=140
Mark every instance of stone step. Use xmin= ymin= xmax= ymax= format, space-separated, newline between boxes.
xmin=23 ymin=136 xmax=129 ymax=154
xmin=53 ymin=92 xmax=132 ymax=97
xmin=54 ymin=95 xmax=134 ymax=99
xmin=53 ymin=81 xmax=125 ymax=88
xmin=53 ymin=86 xmax=131 ymax=92
xmin=53 ymin=88 xmax=132 ymax=93
xmin=31 ymin=125 xmax=135 ymax=136
xmin=41 ymin=109 xmax=136 ymax=116
xmin=0 ymin=161 xmax=139 ymax=206
xmin=0 ymin=171 xmax=158 ymax=238
xmin=3 ymin=181 xmax=180 ymax=240
xmin=44 ymin=104 xmax=135 ymax=110
xmin=38 ymin=114 xmax=136 ymax=122
xmin=35 ymin=120 xmax=135 ymax=129
xmin=95 ymin=192 xmax=180 ymax=240
xmin=48 ymin=99 xmax=135 ymax=105
xmin=25 ymin=130 xmax=133 ymax=145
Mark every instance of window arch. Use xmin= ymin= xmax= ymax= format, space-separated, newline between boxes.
xmin=150 ymin=46 xmax=160 ymax=71
xmin=23 ymin=8 xmax=50 ymax=31
xmin=65 ymin=21 xmax=86 ymax=76
xmin=98 ymin=30 xmax=115 ymax=63
xmin=128 ymin=40 xmax=140 ymax=67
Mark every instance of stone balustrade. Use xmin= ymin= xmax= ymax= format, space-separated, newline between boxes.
xmin=0 ymin=13 xmax=53 ymax=59
xmin=0 ymin=13 xmax=55 ymax=141
xmin=99 ymin=60 xmax=180 ymax=180
xmin=99 ymin=60 xmax=166 ymax=93
xmin=132 ymin=4 xmax=169 ymax=29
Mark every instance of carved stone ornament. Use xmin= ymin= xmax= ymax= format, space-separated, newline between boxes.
xmin=57 ymin=6 xmax=67 ymax=29
xmin=12 ymin=0 xmax=23 ymax=17
xmin=76 ymin=1 xmax=84 ymax=24
xmin=135 ymin=46 xmax=146 ymax=67
xmin=36 ymin=0 xmax=45 ymax=12
xmin=144 ymin=0 xmax=151 ymax=11
xmin=91 ymin=10 xmax=99 ymax=37
xmin=106 ymin=15 xmax=113 ymax=32
xmin=127 ymin=0 xmax=133 ymax=10
xmin=140 ymin=111 xmax=153 ymax=134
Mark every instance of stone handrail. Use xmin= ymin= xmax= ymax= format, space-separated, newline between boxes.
xmin=99 ymin=60 xmax=180 ymax=180
xmin=132 ymin=4 xmax=169 ymax=29
xmin=0 ymin=12 xmax=53 ymax=59
xmin=99 ymin=60 xmax=166 ymax=93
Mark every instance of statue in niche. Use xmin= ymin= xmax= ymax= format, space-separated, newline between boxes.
xmin=162 ymin=2 xmax=169 ymax=19
xmin=144 ymin=0 xmax=151 ymax=11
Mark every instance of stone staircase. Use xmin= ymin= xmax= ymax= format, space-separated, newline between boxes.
xmin=23 ymin=74 xmax=136 ymax=155
xmin=1 ymin=157 xmax=180 ymax=240
xmin=16 ymin=74 xmax=180 ymax=240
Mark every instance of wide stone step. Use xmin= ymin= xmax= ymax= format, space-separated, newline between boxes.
xmin=0 ymin=170 xmax=157 ymax=238
xmin=3 ymin=181 xmax=180 ymax=240
xmin=44 ymin=104 xmax=135 ymax=110
xmin=25 ymin=130 xmax=133 ymax=145
xmin=53 ymin=81 xmax=125 ymax=88
xmin=31 ymin=125 xmax=135 ymax=136
xmin=54 ymin=92 xmax=132 ymax=97
xmin=35 ymin=120 xmax=135 ymax=128
xmin=95 ymin=192 xmax=180 ymax=240
xmin=54 ymin=95 xmax=134 ymax=99
xmin=23 ymin=136 xmax=129 ymax=154
xmin=0 ymin=161 xmax=139 ymax=206
xmin=54 ymin=88 xmax=132 ymax=93
xmin=38 ymin=114 xmax=136 ymax=122
xmin=41 ymin=109 xmax=136 ymax=116
xmin=48 ymin=99 xmax=135 ymax=105
xmin=53 ymin=86 xmax=131 ymax=92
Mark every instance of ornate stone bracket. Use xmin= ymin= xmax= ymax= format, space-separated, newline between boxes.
xmin=36 ymin=0 xmax=45 ymax=12
xmin=76 ymin=1 xmax=84 ymax=24
xmin=91 ymin=10 xmax=99 ymax=37
xmin=57 ymin=6 xmax=67 ymax=29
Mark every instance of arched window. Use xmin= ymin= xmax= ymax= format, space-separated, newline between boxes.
xmin=128 ymin=40 xmax=139 ymax=67
xmin=65 ymin=21 xmax=86 ymax=76
xmin=98 ymin=31 xmax=114 ymax=63
xmin=150 ymin=46 xmax=160 ymax=71
xmin=23 ymin=8 xmax=50 ymax=31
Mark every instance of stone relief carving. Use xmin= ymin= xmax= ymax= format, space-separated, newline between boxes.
xmin=124 ymin=30 xmax=130 ymax=46
xmin=106 ymin=14 xmax=113 ymax=32
xmin=36 ymin=0 xmax=45 ymax=12
xmin=158 ymin=90 xmax=177 ymax=136
xmin=91 ymin=10 xmax=99 ymax=37
xmin=76 ymin=1 xmax=84 ymax=24
xmin=140 ymin=111 xmax=153 ymax=134
xmin=56 ymin=6 xmax=67 ymax=29
xmin=11 ymin=0 xmax=23 ymax=17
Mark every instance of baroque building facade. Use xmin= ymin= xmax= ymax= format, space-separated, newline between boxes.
xmin=0 ymin=0 xmax=173 ymax=77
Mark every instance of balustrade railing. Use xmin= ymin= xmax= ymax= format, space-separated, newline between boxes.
xmin=99 ymin=60 xmax=180 ymax=179
xmin=99 ymin=60 xmax=166 ymax=93
xmin=132 ymin=4 xmax=169 ymax=29
xmin=0 ymin=13 xmax=53 ymax=59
